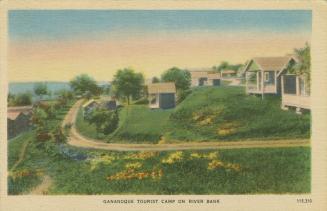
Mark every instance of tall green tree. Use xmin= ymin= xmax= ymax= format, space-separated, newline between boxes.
xmin=161 ymin=67 xmax=191 ymax=91
xmin=69 ymin=74 xmax=100 ymax=97
xmin=213 ymin=61 xmax=243 ymax=73
xmin=294 ymin=43 xmax=311 ymax=87
xmin=7 ymin=93 xmax=15 ymax=106
xmin=112 ymin=68 xmax=144 ymax=105
xmin=13 ymin=92 xmax=32 ymax=106
xmin=34 ymin=83 xmax=48 ymax=100
xmin=152 ymin=76 xmax=160 ymax=83
xmin=88 ymin=109 xmax=119 ymax=135
xmin=216 ymin=61 xmax=229 ymax=72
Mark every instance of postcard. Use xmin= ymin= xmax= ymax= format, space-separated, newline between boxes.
xmin=1 ymin=0 xmax=327 ymax=211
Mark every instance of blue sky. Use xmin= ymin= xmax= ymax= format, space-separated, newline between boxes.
xmin=8 ymin=10 xmax=311 ymax=82
xmin=9 ymin=10 xmax=312 ymax=41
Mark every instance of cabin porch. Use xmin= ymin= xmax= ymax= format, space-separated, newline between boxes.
xmin=281 ymin=74 xmax=310 ymax=114
xmin=245 ymin=70 xmax=278 ymax=94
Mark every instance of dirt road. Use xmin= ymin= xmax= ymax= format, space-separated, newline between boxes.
xmin=63 ymin=100 xmax=310 ymax=151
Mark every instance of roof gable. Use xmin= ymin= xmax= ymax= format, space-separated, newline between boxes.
xmin=190 ymin=71 xmax=210 ymax=78
xmin=253 ymin=57 xmax=292 ymax=71
xmin=244 ymin=56 xmax=294 ymax=73
xmin=148 ymin=82 xmax=176 ymax=94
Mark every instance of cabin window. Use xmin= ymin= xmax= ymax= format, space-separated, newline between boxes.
xmin=283 ymin=75 xmax=296 ymax=94
xmin=264 ymin=71 xmax=275 ymax=85
xmin=264 ymin=72 xmax=269 ymax=82
xmin=199 ymin=77 xmax=207 ymax=86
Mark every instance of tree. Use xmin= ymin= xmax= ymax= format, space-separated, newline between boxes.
xmin=34 ymin=83 xmax=48 ymax=100
xmin=69 ymin=74 xmax=100 ymax=97
xmin=217 ymin=61 xmax=229 ymax=72
xmin=13 ymin=92 xmax=32 ymax=106
xmin=7 ymin=93 xmax=15 ymax=106
xmin=213 ymin=61 xmax=243 ymax=73
xmin=32 ymin=107 xmax=48 ymax=127
xmin=294 ymin=43 xmax=311 ymax=88
xmin=56 ymin=89 xmax=73 ymax=107
xmin=152 ymin=76 xmax=160 ymax=83
xmin=161 ymin=67 xmax=191 ymax=91
xmin=88 ymin=109 xmax=119 ymax=135
xmin=112 ymin=68 xmax=144 ymax=105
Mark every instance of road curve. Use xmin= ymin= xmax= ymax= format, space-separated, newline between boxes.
xmin=63 ymin=100 xmax=310 ymax=152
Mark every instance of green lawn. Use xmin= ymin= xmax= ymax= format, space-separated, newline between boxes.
xmin=109 ymin=105 xmax=173 ymax=143
xmin=166 ymin=86 xmax=310 ymax=141
xmin=8 ymin=100 xmax=75 ymax=195
xmin=75 ymin=109 xmax=99 ymax=139
xmin=75 ymin=105 xmax=173 ymax=143
xmin=9 ymin=138 xmax=311 ymax=194
xmin=8 ymin=131 xmax=34 ymax=170
xmin=8 ymin=96 xmax=311 ymax=195
xmin=75 ymin=86 xmax=310 ymax=143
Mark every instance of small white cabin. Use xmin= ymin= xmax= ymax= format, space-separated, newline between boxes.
xmin=190 ymin=71 xmax=221 ymax=87
xmin=148 ymin=82 xmax=176 ymax=109
xmin=243 ymin=56 xmax=296 ymax=95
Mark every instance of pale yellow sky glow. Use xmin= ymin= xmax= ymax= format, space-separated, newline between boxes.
xmin=9 ymin=32 xmax=310 ymax=82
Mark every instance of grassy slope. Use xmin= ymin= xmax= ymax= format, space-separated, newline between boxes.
xmin=8 ymin=131 xmax=34 ymax=169
xmin=75 ymin=86 xmax=310 ymax=143
xmin=8 ymin=97 xmax=311 ymax=195
xmin=109 ymin=105 xmax=173 ymax=143
xmin=8 ymin=101 xmax=74 ymax=195
xmin=75 ymin=105 xmax=172 ymax=143
xmin=75 ymin=109 xmax=99 ymax=139
xmin=166 ymin=86 xmax=310 ymax=141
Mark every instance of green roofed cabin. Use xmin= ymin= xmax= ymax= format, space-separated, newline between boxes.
xmin=243 ymin=56 xmax=296 ymax=96
xmin=148 ymin=82 xmax=176 ymax=109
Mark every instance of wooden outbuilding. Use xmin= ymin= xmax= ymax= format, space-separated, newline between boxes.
xmin=148 ymin=82 xmax=176 ymax=109
xmin=190 ymin=70 xmax=221 ymax=87
xmin=7 ymin=106 xmax=32 ymax=139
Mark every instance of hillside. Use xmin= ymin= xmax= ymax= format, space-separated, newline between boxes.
xmin=76 ymin=86 xmax=310 ymax=144
xmin=166 ymin=86 xmax=310 ymax=142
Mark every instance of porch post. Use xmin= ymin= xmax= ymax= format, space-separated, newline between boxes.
xmin=256 ymin=71 xmax=259 ymax=91
xmin=281 ymin=75 xmax=284 ymax=94
xmin=245 ymin=72 xmax=248 ymax=94
xmin=281 ymin=75 xmax=287 ymax=110
xmin=261 ymin=70 xmax=264 ymax=100
xmin=274 ymin=71 xmax=277 ymax=93
xmin=296 ymin=76 xmax=300 ymax=96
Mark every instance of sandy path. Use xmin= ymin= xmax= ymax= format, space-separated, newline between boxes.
xmin=63 ymin=100 xmax=310 ymax=151
xmin=29 ymin=175 xmax=53 ymax=195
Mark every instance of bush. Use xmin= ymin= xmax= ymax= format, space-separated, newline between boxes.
xmin=53 ymin=126 xmax=67 ymax=144
xmin=102 ymin=111 xmax=119 ymax=135
xmin=177 ymin=89 xmax=192 ymax=104
xmin=87 ymin=109 xmax=119 ymax=135
xmin=8 ymin=169 xmax=42 ymax=195
xmin=12 ymin=92 xmax=32 ymax=106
